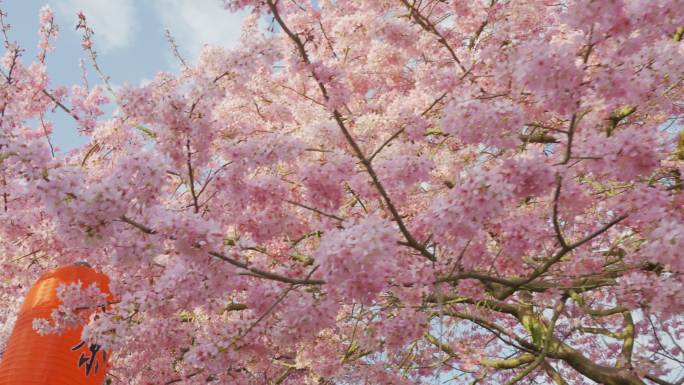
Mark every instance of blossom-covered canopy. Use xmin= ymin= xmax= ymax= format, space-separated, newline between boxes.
xmin=0 ymin=1 xmax=683 ymax=384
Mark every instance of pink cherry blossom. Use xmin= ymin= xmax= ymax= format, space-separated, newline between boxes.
xmin=0 ymin=1 xmax=682 ymax=384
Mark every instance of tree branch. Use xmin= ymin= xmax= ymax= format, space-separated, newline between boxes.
xmin=186 ymin=138 xmax=199 ymax=213
xmin=552 ymin=177 xmax=568 ymax=249
xmin=542 ymin=361 xmax=569 ymax=385
xmin=399 ymin=0 xmax=468 ymax=73
xmin=498 ymin=214 xmax=627 ymax=299
xmin=208 ymin=251 xmax=324 ymax=285
xmin=645 ymin=374 xmax=683 ymax=385
xmin=266 ymin=0 xmax=435 ymax=262
xmin=285 ymin=199 xmax=344 ymax=222
xmin=119 ymin=216 xmax=324 ymax=286
xmin=426 ymin=332 xmax=535 ymax=370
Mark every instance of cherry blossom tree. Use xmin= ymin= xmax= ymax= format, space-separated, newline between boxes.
xmin=1 ymin=1 xmax=683 ymax=384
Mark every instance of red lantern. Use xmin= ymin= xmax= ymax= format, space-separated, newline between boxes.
xmin=0 ymin=264 xmax=111 ymax=385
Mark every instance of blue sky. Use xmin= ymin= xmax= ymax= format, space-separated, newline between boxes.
xmin=2 ymin=0 xmax=247 ymax=151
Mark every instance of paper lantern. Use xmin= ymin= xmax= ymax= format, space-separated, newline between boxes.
xmin=0 ymin=263 xmax=111 ymax=385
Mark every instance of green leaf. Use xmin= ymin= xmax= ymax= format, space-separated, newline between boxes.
xmin=135 ymin=124 xmax=156 ymax=139
xmin=674 ymin=26 xmax=684 ymax=42
xmin=179 ymin=310 xmax=195 ymax=322
xmin=607 ymin=105 xmax=636 ymax=136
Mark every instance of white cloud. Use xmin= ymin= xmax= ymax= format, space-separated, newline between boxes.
xmin=152 ymin=0 xmax=248 ymax=62
xmin=53 ymin=0 xmax=137 ymax=52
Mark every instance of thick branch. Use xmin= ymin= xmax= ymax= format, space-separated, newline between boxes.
xmin=425 ymin=293 xmax=520 ymax=316
xmin=618 ymin=311 xmax=635 ymax=368
xmin=570 ymin=290 xmax=628 ymax=317
xmin=505 ymin=296 xmax=567 ymax=385
xmin=425 ymin=332 xmax=535 ymax=369
xmin=576 ymin=326 xmax=621 ymax=339
xmin=546 ymin=335 xmax=647 ymax=385
xmin=441 ymin=310 xmax=537 ymax=353
xmin=542 ymin=362 xmax=569 ymax=385
xmin=519 ymin=133 xmax=559 ymax=144
xmin=645 ymin=374 xmax=682 ymax=385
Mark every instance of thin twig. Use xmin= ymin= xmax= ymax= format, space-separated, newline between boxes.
xmin=165 ymin=29 xmax=189 ymax=69
xmin=42 ymin=89 xmax=80 ymax=121
xmin=119 ymin=216 xmax=324 ymax=285
xmin=208 ymin=251 xmax=324 ymax=285
xmin=498 ymin=214 xmax=627 ymax=299
xmin=399 ymin=0 xmax=467 ymax=73
xmin=285 ymin=199 xmax=344 ymax=222
xmin=185 ymin=139 xmax=199 ymax=213
xmin=237 ymin=266 xmax=319 ymax=341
